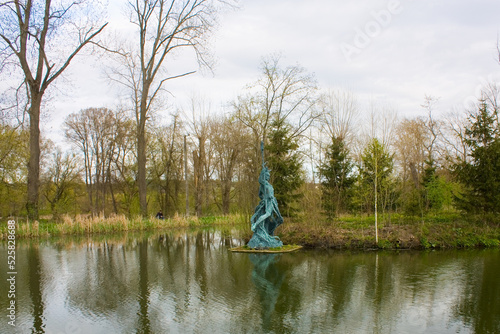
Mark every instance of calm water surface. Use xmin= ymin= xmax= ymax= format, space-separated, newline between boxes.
xmin=1 ymin=228 xmax=499 ymax=334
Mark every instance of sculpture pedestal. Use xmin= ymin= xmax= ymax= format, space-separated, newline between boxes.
xmin=247 ymin=232 xmax=283 ymax=249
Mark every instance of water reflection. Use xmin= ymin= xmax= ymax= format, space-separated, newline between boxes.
xmin=249 ymin=254 xmax=285 ymax=331
xmin=28 ymin=244 xmax=45 ymax=334
xmin=0 ymin=230 xmax=499 ymax=334
xmin=137 ymin=239 xmax=151 ymax=333
xmin=453 ymin=252 xmax=500 ymax=333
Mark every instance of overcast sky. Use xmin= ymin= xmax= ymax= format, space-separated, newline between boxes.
xmin=46 ymin=0 xmax=500 ymax=142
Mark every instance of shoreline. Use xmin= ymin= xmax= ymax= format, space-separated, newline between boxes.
xmin=1 ymin=213 xmax=499 ymax=250
xmin=276 ymin=213 xmax=500 ymax=250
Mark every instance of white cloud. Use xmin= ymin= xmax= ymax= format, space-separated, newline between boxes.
xmin=36 ymin=0 xmax=500 ymax=144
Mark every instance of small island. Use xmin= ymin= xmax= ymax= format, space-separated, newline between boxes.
xmin=229 ymin=244 xmax=303 ymax=253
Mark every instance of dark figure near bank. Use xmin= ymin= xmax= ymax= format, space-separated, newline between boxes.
xmin=247 ymin=142 xmax=284 ymax=249
xmin=155 ymin=210 xmax=164 ymax=219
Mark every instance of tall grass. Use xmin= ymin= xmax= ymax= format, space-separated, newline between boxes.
xmin=0 ymin=213 xmax=248 ymax=240
xmin=3 ymin=212 xmax=499 ymax=250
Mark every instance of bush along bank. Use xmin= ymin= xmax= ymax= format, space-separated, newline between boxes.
xmin=275 ymin=213 xmax=500 ymax=250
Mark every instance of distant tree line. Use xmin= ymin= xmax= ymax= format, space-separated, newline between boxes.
xmin=1 ymin=55 xmax=499 ymax=220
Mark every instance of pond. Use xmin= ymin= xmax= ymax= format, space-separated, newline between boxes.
xmin=1 ymin=228 xmax=499 ymax=333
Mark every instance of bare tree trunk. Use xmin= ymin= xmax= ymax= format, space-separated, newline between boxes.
xmin=193 ymin=139 xmax=205 ymax=217
xmin=137 ymin=90 xmax=149 ymax=217
xmin=374 ymin=154 xmax=378 ymax=244
xmin=84 ymin=152 xmax=95 ymax=216
xmin=107 ymin=166 xmax=118 ymax=214
xmin=221 ymin=179 xmax=229 ymax=215
xmin=27 ymin=94 xmax=41 ymax=220
xmin=138 ymin=124 xmax=148 ymax=217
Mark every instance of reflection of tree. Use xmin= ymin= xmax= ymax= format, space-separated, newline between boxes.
xmin=28 ymin=243 xmax=45 ymax=333
xmin=249 ymin=254 xmax=285 ymax=331
xmin=453 ymin=251 xmax=500 ymax=333
xmin=66 ymin=241 xmax=132 ymax=316
xmin=195 ymin=231 xmax=208 ymax=301
xmin=136 ymin=239 xmax=151 ymax=333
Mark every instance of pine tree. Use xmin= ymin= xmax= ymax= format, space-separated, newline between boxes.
xmin=454 ymin=101 xmax=500 ymax=213
xmin=318 ymin=137 xmax=355 ymax=218
xmin=266 ymin=120 xmax=304 ymax=216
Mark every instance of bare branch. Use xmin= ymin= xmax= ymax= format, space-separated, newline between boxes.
xmin=44 ymin=23 xmax=108 ymax=89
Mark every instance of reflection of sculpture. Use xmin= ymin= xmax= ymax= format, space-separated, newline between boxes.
xmin=247 ymin=142 xmax=284 ymax=249
xmin=249 ymin=254 xmax=285 ymax=330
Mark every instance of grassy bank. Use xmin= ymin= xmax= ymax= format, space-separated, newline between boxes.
xmin=276 ymin=212 xmax=500 ymax=250
xmin=0 ymin=213 xmax=248 ymax=240
xmin=2 ymin=212 xmax=499 ymax=250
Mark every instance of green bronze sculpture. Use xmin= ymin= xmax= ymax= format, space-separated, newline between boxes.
xmin=247 ymin=142 xmax=284 ymax=249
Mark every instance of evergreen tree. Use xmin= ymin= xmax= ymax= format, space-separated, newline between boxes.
xmin=266 ymin=120 xmax=304 ymax=216
xmin=454 ymin=101 xmax=500 ymax=213
xmin=422 ymin=158 xmax=439 ymax=211
xmin=318 ymin=136 xmax=355 ymax=218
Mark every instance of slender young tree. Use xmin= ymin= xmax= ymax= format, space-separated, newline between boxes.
xmin=359 ymin=138 xmax=394 ymax=242
xmin=0 ymin=0 xmax=107 ymax=219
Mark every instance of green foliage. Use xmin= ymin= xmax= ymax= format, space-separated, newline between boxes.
xmin=356 ymin=138 xmax=396 ymax=213
xmin=454 ymin=100 xmax=500 ymax=213
xmin=0 ymin=123 xmax=29 ymax=217
xmin=41 ymin=150 xmax=81 ymax=219
xmin=266 ymin=120 xmax=304 ymax=216
xmin=318 ymin=136 xmax=355 ymax=218
xmin=377 ymin=239 xmax=394 ymax=249
xmin=422 ymin=159 xmax=440 ymax=210
xmin=400 ymin=186 xmax=423 ymax=216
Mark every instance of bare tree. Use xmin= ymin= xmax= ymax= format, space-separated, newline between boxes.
xmin=394 ymin=118 xmax=426 ymax=188
xmin=233 ymin=95 xmax=266 ymax=180
xmin=319 ymin=88 xmax=359 ymax=143
xmin=442 ymin=83 xmax=500 ymax=165
xmin=64 ymin=108 xmax=120 ymax=216
xmin=481 ymin=81 xmax=500 ymax=125
xmin=244 ymin=54 xmax=319 ymax=142
xmin=110 ymin=115 xmax=138 ymax=216
xmin=234 ymin=55 xmax=319 ymax=200
xmin=421 ymin=95 xmax=441 ymax=165
xmin=211 ymin=115 xmax=248 ymax=214
xmin=111 ymin=0 xmax=229 ymax=217
xmin=441 ymin=110 xmax=470 ymax=164
xmin=0 ymin=0 xmax=107 ymax=219
xmin=186 ymin=97 xmax=214 ymax=216
xmin=149 ymin=113 xmax=184 ymax=215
